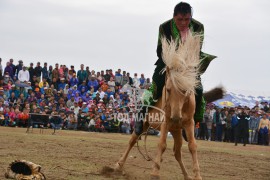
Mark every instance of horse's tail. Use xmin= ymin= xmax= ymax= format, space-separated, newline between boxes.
xmin=203 ymin=87 xmax=225 ymax=103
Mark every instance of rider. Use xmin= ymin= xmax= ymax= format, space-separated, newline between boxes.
xmin=135 ymin=2 xmax=217 ymax=135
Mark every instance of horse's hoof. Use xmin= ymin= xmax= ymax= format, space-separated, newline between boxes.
xmin=114 ymin=163 xmax=122 ymax=172
xmin=184 ymin=176 xmax=193 ymax=180
xmin=150 ymin=174 xmax=160 ymax=180
xmin=193 ymin=176 xmax=202 ymax=180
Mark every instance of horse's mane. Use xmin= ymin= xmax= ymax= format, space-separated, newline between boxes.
xmin=161 ymin=33 xmax=201 ymax=94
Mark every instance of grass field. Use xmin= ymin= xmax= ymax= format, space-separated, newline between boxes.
xmin=0 ymin=126 xmax=269 ymax=180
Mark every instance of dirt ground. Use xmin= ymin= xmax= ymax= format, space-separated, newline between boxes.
xmin=0 ymin=127 xmax=269 ymax=180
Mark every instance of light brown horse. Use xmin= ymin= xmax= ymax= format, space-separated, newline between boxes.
xmin=115 ymin=34 xmax=208 ymax=180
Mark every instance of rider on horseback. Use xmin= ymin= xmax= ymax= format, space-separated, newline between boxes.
xmin=135 ymin=2 xmax=217 ymax=135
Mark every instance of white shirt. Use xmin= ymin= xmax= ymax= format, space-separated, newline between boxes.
xmin=133 ymin=77 xmax=140 ymax=88
xmin=18 ymin=70 xmax=30 ymax=82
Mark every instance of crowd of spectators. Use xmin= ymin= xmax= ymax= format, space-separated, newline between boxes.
xmin=195 ymin=102 xmax=270 ymax=146
xmin=0 ymin=58 xmax=151 ymax=134
xmin=0 ymin=58 xmax=269 ymax=146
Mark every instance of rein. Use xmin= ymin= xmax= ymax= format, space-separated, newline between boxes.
xmin=136 ymin=67 xmax=190 ymax=161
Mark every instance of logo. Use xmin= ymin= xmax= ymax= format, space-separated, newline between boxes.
xmin=112 ymin=84 xmax=165 ymax=123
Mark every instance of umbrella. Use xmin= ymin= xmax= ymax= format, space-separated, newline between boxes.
xmin=15 ymin=81 xmax=30 ymax=88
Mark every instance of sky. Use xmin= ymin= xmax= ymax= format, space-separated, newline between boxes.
xmin=0 ymin=0 xmax=269 ymax=95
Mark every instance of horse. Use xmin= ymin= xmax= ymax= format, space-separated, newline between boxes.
xmin=114 ymin=34 xmax=220 ymax=180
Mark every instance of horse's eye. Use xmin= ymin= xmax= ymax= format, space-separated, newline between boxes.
xmin=166 ymin=88 xmax=171 ymax=93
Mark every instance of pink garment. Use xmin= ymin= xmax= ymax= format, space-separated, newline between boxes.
xmin=180 ymin=28 xmax=190 ymax=43
xmin=59 ymin=68 xmax=64 ymax=78
xmin=8 ymin=112 xmax=16 ymax=121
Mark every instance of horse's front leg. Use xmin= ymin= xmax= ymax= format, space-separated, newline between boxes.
xmin=185 ymin=120 xmax=202 ymax=180
xmin=151 ymin=121 xmax=169 ymax=179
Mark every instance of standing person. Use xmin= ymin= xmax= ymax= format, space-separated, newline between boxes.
xmin=9 ymin=59 xmax=16 ymax=77
xmin=133 ymin=73 xmax=140 ymax=88
xmin=77 ymin=64 xmax=87 ymax=85
xmin=134 ymin=2 xmax=217 ymax=136
xmin=103 ymin=70 xmax=111 ymax=82
xmin=28 ymin=63 xmax=34 ymax=81
xmin=114 ymin=69 xmax=122 ymax=86
xmin=34 ymin=62 xmax=42 ymax=82
xmin=249 ymin=111 xmax=260 ymax=144
xmin=121 ymin=71 xmax=129 ymax=86
xmin=257 ymin=113 xmax=269 ymax=145
xmin=235 ymin=108 xmax=250 ymax=146
xmin=199 ymin=111 xmax=207 ymax=140
xmin=52 ymin=63 xmax=59 ymax=82
xmin=213 ymin=108 xmax=223 ymax=142
xmin=48 ymin=65 xmax=53 ymax=83
xmin=42 ymin=62 xmax=49 ymax=81
xmin=108 ymin=77 xmax=116 ymax=93
xmin=4 ymin=62 xmax=14 ymax=79
xmin=0 ymin=58 xmax=3 ymax=77
xmin=18 ymin=66 xmax=30 ymax=82
xmin=126 ymin=72 xmax=133 ymax=86
xmin=15 ymin=60 xmax=23 ymax=77
xmin=224 ymin=110 xmax=232 ymax=142
xmin=204 ymin=107 xmax=212 ymax=141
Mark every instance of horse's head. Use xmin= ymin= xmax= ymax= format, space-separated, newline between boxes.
xmin=163 ymin=67 xmax=194 ymax=123
xmin=161 ymin=34 xmax=201 ymax=123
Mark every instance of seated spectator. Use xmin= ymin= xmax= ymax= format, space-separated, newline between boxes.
xmin=31 ymin=75 xmax=39 ymax=89
xmin=8 ymin=92 xmax=17 ymax=107
xmin=48 ymin=111 xmax=62 ymax=129
xmin=67 ymin=112 xmax=77 ymax=130
xmin=17 ymin=108 xmax=29 ymax=127
xmin=39 ymin=77 xmax=49 ymax=89
xmin=0 ymin=111 xmax=4 ymax=125
xmin=71 ymin=85 xmax=78 ymax=95
xmin=88 ymin=75 xmax=99 ymax=91
xmin=108 ymin=77 xmax=115 ymax=92
xmin=27 ymin=92 xmax=37 ymax=103
xmin=121 ymin=120 xmax=131 ymax=134
xmin=35 ymin=88 xmax=42 ymax=99
xmin=78 ymin=97 xmax=83 ymax=107
xmin=63 ymin=84 xmax=69 ymax=95
xmin=66 ymin=95 xmax=75 ymax=108
xmin=3 ymin=114 xmax=10 ymax=126
xmin=144 ymin=78 xmax=151 ymax=89
xmin=59 ymin=110 xmax=67 ymax=128
xmin=133 ymin=73 xmax=140 ymax=88
xmin=77 ymin=109 xmax=88 ymax=130
xmin=88 ymin=115 xmax=96 ymax=132
xmin=93 ymin=93 xmax=101 ymax=105
xmin=69 ymin=73 xmax=79 ymax=87
xmin=102 ymin=94 xmax=109 ymax=105
xmin=96 ymin=88 xmax=105 ymax=99
xmin=95 ymin=117 xmax=104 ymax=132
xmin=82 ymin=92 xmax=92 ymax=102
xmin=9 ymin=84 xmax=20 ymax=98
xmin=58 ymin=78 xmax=66 ymax=91
xmin=74 ymin=91 xmax=80 ymax=102
xmin=3 ymin=86 xmax=10 ymax=99
xmin=80 ymin=87 xmax=87 ymax=96
xmin=78 ymin=80 xmax=87 ymax=92
xmin=81 ymin=102 xmax=89 ymax=113
xmin=4 ymin=74 xmax=14 ymax=87
xmin=101 ymin=81 xmax=109 ymax=92
xmin=139 ymin=73 xmax=146 ymax=86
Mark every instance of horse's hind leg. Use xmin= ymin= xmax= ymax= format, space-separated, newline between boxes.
xmin=171 ymin=130 xmax=192 ymax=180
xmin=185 ymin=121 xmax=202 ymax=180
